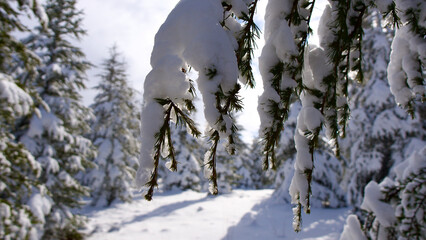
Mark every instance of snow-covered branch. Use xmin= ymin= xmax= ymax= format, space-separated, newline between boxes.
xmin=138 ymin=0 xmax=256 ymax=197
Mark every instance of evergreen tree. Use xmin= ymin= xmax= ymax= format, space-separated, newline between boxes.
xmin=87 ymin=45 xmax=140 ymax=207
xmin=341 ymin=10 xmax=425 ymax=209
xmin=0 ymin=74 xmax=42 ymax=240
xmin=0 ymin=1 xmax=49 ymax=239
xmin=341 ymin=146 xmax=426 ymax=239
xmin=0 ymin=0 xmax=47 ymax=76
xmin=243 ymin=137 xmax=274 ymax=189
xmin=16 ymin=0 xmax=95 ymax=238
xmin=339 ymin=9 xmax=425 ymax=239
xmin=232 ymin=145 xmax=260 ymax=189
xmin=232 ymin=125 xmax=267 ymax=189
xmin=208 ymin=141 xmax=239 ymax=194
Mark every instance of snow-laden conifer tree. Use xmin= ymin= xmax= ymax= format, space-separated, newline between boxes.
xmin=86 ymin=46 xmax=140 ymax=207
xmin=223 ymin=123 xmax=259 ymax=190
xmin=0 ymin=1 xmax=50 ymax=239
xmin=233 ymin=144 xmax=262 ymax=189
xmin=138 ymin=0 xmax=425 ymax=231
xmin=207 ymin=141 xmax=240 ymax=193
xmin=0 ymin=74 xmax=43 ymax=240
xmin=340 ymin=146 xmax=426 ymax=239
xmin=0 ymin=0 xmax=46 ymax=75
xmin=158 ymin=125 xmax=203 ymax=192
xmin=242 ymin=138 xmax=274 ymax=189
xmin=341 ymin=10 xmax=425 ymax=209
xmin=16 ymin=0 xmax=96 ymax=238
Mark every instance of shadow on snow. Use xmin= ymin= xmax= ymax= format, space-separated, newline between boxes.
xmin=222 ymin=197 xmax=350 ymax=240
xmin=121 ymin=196 xmax=210 ymax=226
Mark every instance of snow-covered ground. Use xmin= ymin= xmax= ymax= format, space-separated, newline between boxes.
xmin=82 ymin=189 xmax=350 ymax=240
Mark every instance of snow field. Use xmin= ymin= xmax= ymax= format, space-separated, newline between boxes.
xmin=83 ymin=189 xmax=350 ymax=240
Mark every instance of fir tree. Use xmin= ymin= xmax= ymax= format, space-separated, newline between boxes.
xmin=0 ymin=74 xmax=42 ymax=240
xmin=233 ymin=145 xmax=260 ymax=189
xmin=242 ymin=137 xmax=274 ymax=190
xmin=0 ymin=1 xmax=49 ymax=239
xmin=0 ymin=0 xmax=47 ymax=76
xmin=87 ymin=45 xmax=140 ymax=207
xmin=203 ymin=139 xmax=241 ymax=194
xmin=339 ymin=9 xmax=425 ymax=239
xmin=341 ymin=10 xmax=425 ymax=209
xmin=230 ymin=124 xmax=263 ymax=190
xmin=16 ymin=0 xmax=95 ymax=238
xmin=341 ymin=146 xmax=426 ymax=239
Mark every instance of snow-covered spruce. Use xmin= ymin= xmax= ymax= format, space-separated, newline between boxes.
xmin=339 ymin=7 xmax=425 ymax=239
xmin=243 ymin=137 xmax=276 ymax=189
xmin=16 ymin=0 xmax=95 ymax=238
xmin=0 ymin=74 xmax=44 ymax=240
xmin=232 ymin=128 xmax=266 ymax=190
xmin=138 ymin=0 xmax=259 ymax=199
xmin=340 ymin=10 xmax=424 ymax=209
xmin=212 ymin=125 xmax=253 ymax=193
xmin=340 ymin=146 xmax=426 ymax=239
xmin=0 ymin=1 xmax=50 ymax=239
xmin=86 ymin=46 xmax=140 ymax=207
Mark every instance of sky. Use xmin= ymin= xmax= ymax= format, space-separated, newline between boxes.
xmin=77 ymin=0 xmax=325 ymax=143
xmin=77 ymin=0 xmax=181 ymax=100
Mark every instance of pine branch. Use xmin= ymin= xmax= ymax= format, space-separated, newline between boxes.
xmin=382 ymin=169 xmax=426 ymax=239
xmin=144 ymin=98 xmax=200 ymax=200
xmin=204 ymin=130 xmax=220 ymax=195
xmin=381 ymin=1 xmax=401 ymax=28
xmin=293 ymin=195 xmax=302 ymax=232
xmin=261 ymin=88 xmax=292 ymax=170
xmin=144 ymin=101 xmax=173 ymax=201
xmin=288 ymin=0 xmax=317 ymax=93
xmin=404 ymin=8 xmax=426 ymax=36
xmin=321 ymin=0 xmax=367 ymax=155
xmin=203 ymin=68 xmax=243 ymax=193
xmin=236 ymin=0 xmax=260 ymax=88
xmin=261 ymin=1 xmax=317 ymax=173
